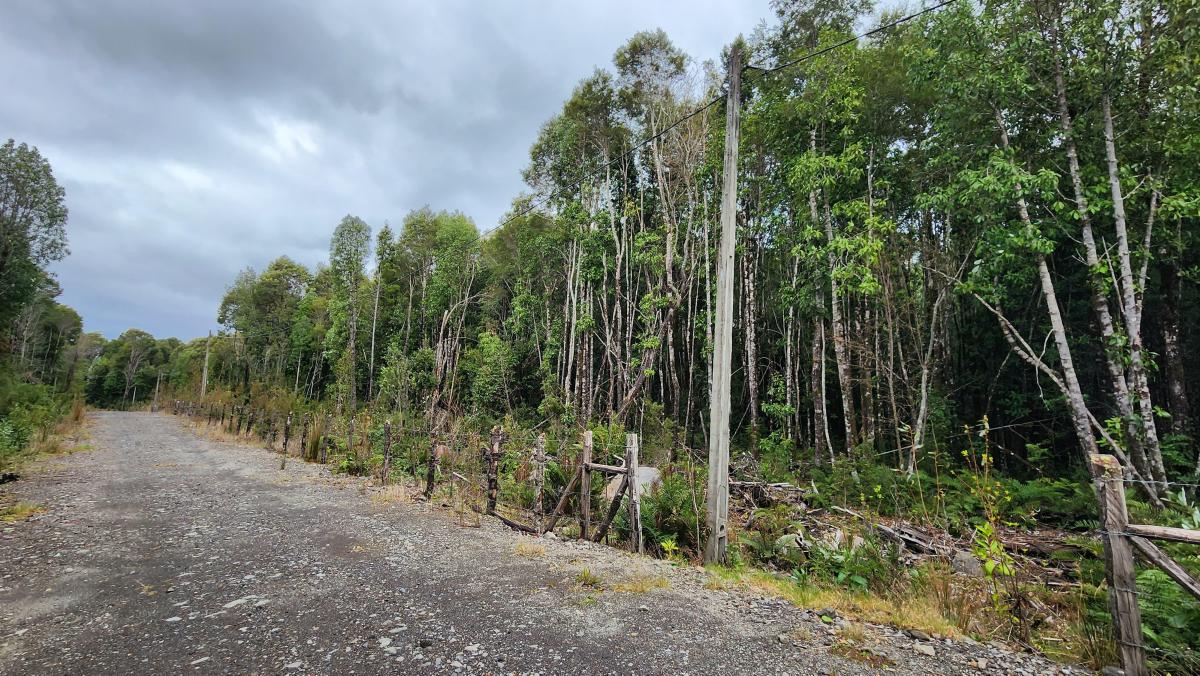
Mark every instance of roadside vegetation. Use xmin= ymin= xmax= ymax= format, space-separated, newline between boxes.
xmin=0 ymin=140 xmax=91 ymax=481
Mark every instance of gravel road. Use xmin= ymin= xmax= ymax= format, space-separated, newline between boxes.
xmin=0 ymin=412 xmax=1083 ymax=675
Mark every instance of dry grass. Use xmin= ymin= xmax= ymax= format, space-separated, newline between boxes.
xmin=514 ymin=540 xmax=547 ymax=558
xmin=370 ymin=485 xmax=413 ymax=509
xmin=837 ymin=622 xmax=867 ymax=644
xmin=704 ymin=567 xmax=960 ymax=639
xmin=0 ymin=501 xmax=44 ymax=523
xmin=612 ymin=572 xmax=669 ymax=594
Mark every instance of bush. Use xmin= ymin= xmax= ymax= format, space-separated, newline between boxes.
xmin=0 ymin=417 xmax=31 ymax=466
xmin=615 ymin=464 xmax=706 ymax=559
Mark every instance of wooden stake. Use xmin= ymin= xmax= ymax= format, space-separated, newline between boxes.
xmin=592 ymin=473 xmax=629 ymax=543
xmin=580 ymin=430 xmax=593 ymax=540
xmin=544 ymin=464 xmax=583 ymax=533
xmin=626 ymin=433 xmax=643 ymax=554
xmin=486 ymin=426 xmax=502 ymax=515
xmin=424 ymin=437 xmax=439 ymax=499
xmin=1091 ymin=454 xmax=1147 ymax=676
xmin=280 ymin=412 xmax=291 ymax=470
xmin=533 ymin=432 xmax=546 ymax=533
xmin=300 ymin=413 xmax=310 ymax=461
xmin=382 ymin=421 xmax=392 ymax=486
xmin=320 ymin=414 xmax=332 ymax=464
xmin=705 ymin=38 xmax=742 ymax=565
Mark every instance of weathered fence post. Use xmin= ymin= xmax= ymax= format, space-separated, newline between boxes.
xmin=280 ymin=412 xmax=291 ymax=470
xmin=1091 ymin=454 xmax=1146 ymax=676
xmin=580 ymin=430 xmax=593 ymax=540
xmin=320 ymin=414 xmax=332 ymax=464
xmin=486 ymin=426 xmax=502 ymax=515
xmin=626 ymin=433 xmax=643 ymax=554
xmin=381 ymin=421 xmax=392 ymax=486
xmin=533 ymin=432 xmax=546 ymax=534
xmin=424 ymin=435 xmax=439 ymax=498
xmin=300 ymin=413 xmax=310 ymax=460
xmin=347 ymin=416 xmax=356 ymax=466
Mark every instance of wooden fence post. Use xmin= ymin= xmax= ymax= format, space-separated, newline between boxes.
xmin=486 ymin=426 xmax=502 ymax=515
xmin=382 ymin=421 xmax=392 ymax=486
xmin=580 ymin=431 xmax=593 ymax=540
xmin=320 ymin=414 xmax=332 ymax=464
xmin=533 ymin=432 xmax=546 ymax=534
xmin=626 ymin=433 xmax=643 ymax=554
xmin=280 ymin=412 xmax=291 ymax=470
xmin=300 ymin=413 xmax=310 ymax=461
xmin=424 ymin=436 xmax=439 ymax=498
xmin=1091 ymin=454 xmax=1147 ymax=676
xmin=347 ymin=417 xmax=356 ymax=465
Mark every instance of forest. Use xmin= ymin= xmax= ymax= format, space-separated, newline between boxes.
xmin=61 ymin=0 xmax=1200 ymax=668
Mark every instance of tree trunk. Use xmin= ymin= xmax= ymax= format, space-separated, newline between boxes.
xmin=1159 ymin=253 xmax=1190 ymax=440
xmin=811 ymin=316 xmax=830 ymax=465
xmin=368 ymin=273 xmax=381 ymax=401
xmin=1103 ymin=95 xmax=1166 ymax=486
xmin=994 ymin=107 xmax=1098 ymax=460
xmin=1048 ymin=39 xmax=1149 ymax=477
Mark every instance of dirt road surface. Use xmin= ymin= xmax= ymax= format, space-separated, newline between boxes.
xmin=0 ymin=412 xmax=1081 ymax=675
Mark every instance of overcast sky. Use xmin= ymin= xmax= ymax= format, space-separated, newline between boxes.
xmin=0 ymin=0 xmax=774 ymax=341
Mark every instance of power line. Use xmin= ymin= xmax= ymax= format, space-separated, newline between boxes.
xmin=757 ymin=0 xmax=961 ymax=77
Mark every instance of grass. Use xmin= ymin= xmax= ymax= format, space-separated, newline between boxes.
xmin=612 ymin=573 xmax=669 ymax=593
xmin=514 ymin=540 xmax=547 ymax=558
xmin=370 ymin=485 xmax=413 ymax=508
xmin=0 ymin=501 xmax=44 ymax=522
xmin=575 ymin=568 xmax=606 ymax=590
xmin=1 ymin=415 xmax=91 ymax=475
xmin=704 ymin=565 xmax=960 ymax=639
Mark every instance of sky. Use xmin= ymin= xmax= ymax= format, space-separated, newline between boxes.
xmin=0 ymin=0 xmax=773 ymax=341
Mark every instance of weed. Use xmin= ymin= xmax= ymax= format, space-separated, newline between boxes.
xmin=0 ymin=501 xmax=43 ymax=522
xmin=515 ymin=540 xmax=547 ymax=558
xmin=612 ymin=573 xmax=668 ymax=593
xmin=575 ymin=568 xmax=605 ymax=590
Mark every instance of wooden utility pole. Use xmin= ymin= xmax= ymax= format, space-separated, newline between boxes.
xmin=151 ymin=371 xmax=162 ymax=412
xmin=705 ymin=39 xmax=742 ymax=565
xmin=200 ymin=331 xmax=212 ymax=399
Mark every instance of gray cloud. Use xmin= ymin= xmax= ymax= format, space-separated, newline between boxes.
xmin=1 ymin=0 xmax=770 ymax=340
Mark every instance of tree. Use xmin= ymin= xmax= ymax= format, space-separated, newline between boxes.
xmin=328 ymin=215 xmax=371 ymax=412
xmin=0 ymin=140 xmax=68 ymax=327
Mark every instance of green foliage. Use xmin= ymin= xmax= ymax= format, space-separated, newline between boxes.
xmin=1135 ymin=568 xmax=1200 ymax=673
xmin=616 ymin=464 xmax=706 ymax=558
xmin=464 ymin=331 xmax=514 ymax=417
xmin=791 ymin=536 xmax=905 ymax=595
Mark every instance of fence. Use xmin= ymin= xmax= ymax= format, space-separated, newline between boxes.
xmin=168 ymin=399 xmax=645 ymax=552
xmin=1092 ymin=454 xmax=1200 ymax=675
